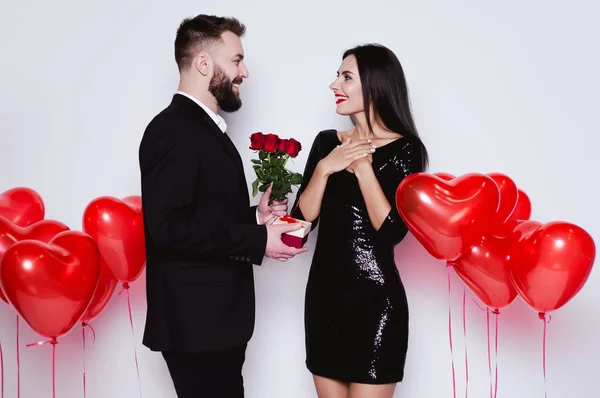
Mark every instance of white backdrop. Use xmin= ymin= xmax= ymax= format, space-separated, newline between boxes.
xmin=1 ymin=0 xmax=598 ymax=397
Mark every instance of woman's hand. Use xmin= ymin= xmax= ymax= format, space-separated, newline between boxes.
xmin=317 ymin=138 xmax=376 ymax=176
xmin=345 ymin=153 xmax=372 ymax=174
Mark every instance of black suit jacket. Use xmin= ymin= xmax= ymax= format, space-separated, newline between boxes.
xmin=139 ymin=94 xmax=268 ymax=353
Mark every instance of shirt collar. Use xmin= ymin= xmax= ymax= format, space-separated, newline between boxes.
xmin=175 ymin=91 xmax=227 ymax=133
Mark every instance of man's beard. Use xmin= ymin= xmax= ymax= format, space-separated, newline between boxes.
xmin=209 ymin=65 xmax=242 ymax=113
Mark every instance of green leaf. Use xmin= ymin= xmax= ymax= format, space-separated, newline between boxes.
xmin=251 ymin=159 xmax=261 ymax=165
xmin=272 ymin=181 xmax=283 ymax=192
xmin=251 ymin=180 xmax=259 ymax=197
xmin=290 ymin=173 xmax=303 ymax=185
xmin=259 ymin=150 xmax=267 ymax=160
xmin=259 ymin=182 xmax=270 ymax=193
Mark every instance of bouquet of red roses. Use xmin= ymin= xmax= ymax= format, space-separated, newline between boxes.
xmin=249 ymin=132 xmax=303 ymax=203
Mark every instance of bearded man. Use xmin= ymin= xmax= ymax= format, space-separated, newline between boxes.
xmin=138 ymin=14 xmax=307 ymax=398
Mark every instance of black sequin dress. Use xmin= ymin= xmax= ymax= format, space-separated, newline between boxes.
xmin=290 ymin=129 xmax=422 ymax=384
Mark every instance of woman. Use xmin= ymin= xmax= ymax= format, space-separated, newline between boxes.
xmin=290 ymin=43 xmax=429 ymax=398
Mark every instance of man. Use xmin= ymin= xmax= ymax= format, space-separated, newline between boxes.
xmin=138 ymin=14 xmax=308 ymax=397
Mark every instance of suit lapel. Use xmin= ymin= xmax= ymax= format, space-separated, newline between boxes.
xmin=173 ymin=95 xmax=245 ymax=176
xmin=200 ymin=117 xmax=245 ymax=175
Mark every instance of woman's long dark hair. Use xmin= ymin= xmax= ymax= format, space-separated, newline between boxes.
xmin=343 ymin=44 xmax=429 ymax=171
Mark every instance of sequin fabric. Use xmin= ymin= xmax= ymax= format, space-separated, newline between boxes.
xmin=291 ymin=129 xmax=421 ymax=384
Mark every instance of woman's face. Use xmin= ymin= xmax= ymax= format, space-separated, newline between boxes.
xmin=329 ymin=54 xmax=364 ymax=116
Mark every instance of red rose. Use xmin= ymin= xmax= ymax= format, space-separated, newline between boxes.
xmin=277 ymin=139 xmax=288 ymax=151
xmin=249 ymin=132 xmax=266 ymax=150
xmin=283 ymin=138 xmax=302 ymax=157
xmin=262 ymin=133 xmax=279 ymax=152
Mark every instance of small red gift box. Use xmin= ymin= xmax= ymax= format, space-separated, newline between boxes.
xmin=273 ymin=215 xmax=312 ymax=248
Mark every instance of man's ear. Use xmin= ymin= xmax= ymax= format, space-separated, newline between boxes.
xmin=194 ymin=52 xmax=211 ymax=76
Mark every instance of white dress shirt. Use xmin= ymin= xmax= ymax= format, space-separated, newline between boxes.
xmin=175 ymin=91 xmax=263 ymax=224
xmin=175 ymin=91 xmax=227 ymax=133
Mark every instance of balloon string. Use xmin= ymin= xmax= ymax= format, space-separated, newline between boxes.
xmin=83 ymin=322 xmax=96 ymax=344
xmin=493 ymin=311 xmax=499 ymax=398
xmin=52 ymin=340 xmax=56 ymax=398
xmin=487 ymin=309 xmax=492 ymax=398
xmin=471 ymin=299 xmax=493 ymax=398
xmin=82 ymin=324 xmax=86 ymax=398
xmin=119 ymin=283 xmax=143 ymax=397
xmin=462 ymin=288 xmax=469 ymax=398
xmin=539 ymin=312 xmax=552 ymax=398
xmin=81 ymin=322 xmax=97 ymax=398
xmin=26 ymin=337 xmax=58 ymax=398
xmin=16 ymin=315 xmax=20 ymax=398
xmin=446 ymin=266 xmax=457 ymax=398
xmin=1 ymin=337 xmax=4 ymax=398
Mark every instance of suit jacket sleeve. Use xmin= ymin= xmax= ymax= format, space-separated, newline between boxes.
xmin=248 ymin=205 xmax=259 ymax=224
xmin=140 ymin=118 xmax=267 ymax=265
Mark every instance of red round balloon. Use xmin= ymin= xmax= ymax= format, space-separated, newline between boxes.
xmin=0 ymin=231 xmax=101 ymax=338
xmin=82 ymin=196 xmax=146 ymax=283
xmin=395 ymin=173 xmax=500 ymax=261
xmin=0 ymin=187 xmax=45 ymax=227
xmin=451 ymin=234 xmax=518 ymax=311
xmin=509 ymin=221 xmax=595 ymax=314
xmin=0 ymin=218 xmax=70 ymax=303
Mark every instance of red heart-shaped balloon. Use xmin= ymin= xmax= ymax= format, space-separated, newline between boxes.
xmin=509 ymin=221 xmax=596 ymax=314
xmin=436 ymin=173 xmax=522 ymax=238
xmin=82 ymin=196 xmax=146 ymax=283
xmin=0 ymin=187 xmax=45 ymax=227
xmin=507 ymin=189 xmax=531 ymax=222
xmin=80 ymin=262 xmax=117 ymax=324
xmin=434 ymin=172 xmax=455 ymax=181
xmin=451 ymin=234 xmax=518 ymax=311
xmin=81 ymin=195 xmax=142 ymax=322
xmin=510 ymin=219 xmax=542 ymax=244
xmin=0 ymin=217 xmax=70 ymax=303
xmin=0 ymin=231 xmax=101 ymax=338
xmin=396 ymin=173 xmax=500 ymax=260
xmin=487 ymin=173 xmax=518 ymax=228
xmin=122 ymin=195 xmax=142 ymax=212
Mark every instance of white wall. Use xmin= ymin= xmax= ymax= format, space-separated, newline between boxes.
xmin=1 ymin=0 xmax=598 ymax=397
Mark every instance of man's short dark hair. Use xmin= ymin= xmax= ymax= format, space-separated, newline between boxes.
xmin=174 ymin=14 xmax=246 ymax=71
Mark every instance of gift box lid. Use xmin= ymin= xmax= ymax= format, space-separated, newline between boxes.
xmin=273 ymin=216 xmax=312 ymax=238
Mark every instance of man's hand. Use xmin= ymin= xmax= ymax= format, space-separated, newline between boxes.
xmin=258 ymin=183 xmax=288 ymax=224
xmin=264 ymin=222 xmax=308 ymax=261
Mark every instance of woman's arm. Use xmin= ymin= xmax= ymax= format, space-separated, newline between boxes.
xmin=295 ymin=162 xmax=330 ymax=223
xmin=353 ymin=159 xmax=391 ymax=230
xmin=290 ymin=133 xmax=326 ymax=225
xmin=291 ymin=132 xmax=375 ymax=224
xmin=353 ymin=139 xmax=423 ymax=244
